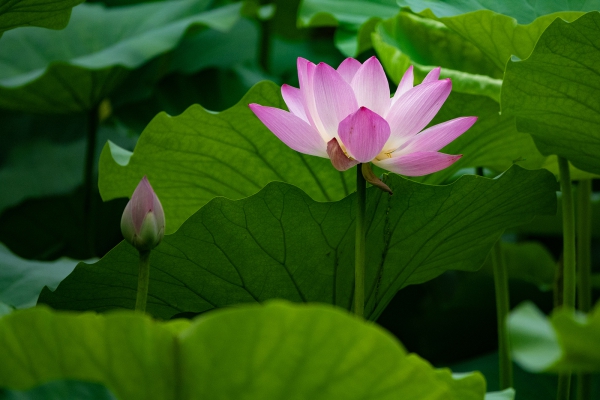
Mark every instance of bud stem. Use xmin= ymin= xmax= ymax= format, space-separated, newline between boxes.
xmin=135 ymin=250 xmax=151 ymax=313
xmin=354 ymin=164 xmax=366 ymax=318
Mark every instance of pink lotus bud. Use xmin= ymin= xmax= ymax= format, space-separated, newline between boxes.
xmin=121 ymin=176 xmax=165 ymax=252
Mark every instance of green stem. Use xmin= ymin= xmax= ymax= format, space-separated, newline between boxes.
xmin=559 ymin=157 xmax=577 ymax=310
xmin=558 ymin=156 xmax=576 ymax=400
xmin=558 ymin=375 xmax=572 ymax=400
xmin=576 ymin=179 xmax=592 ymax=400
xmin=577 ymin=179 xmax=592 ymax=312
xmin=491 ymin=239 xmax=513 ymax=389
xmin=135 ymin=250 xmax=151 ymax=313
xmin=83 ymin=106 xmax=100 ymax=257
xmin=354 ymin=164 xmax=366 ymax=318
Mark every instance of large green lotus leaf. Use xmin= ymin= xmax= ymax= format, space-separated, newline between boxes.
xmin=0 ymin=302 xmax=487 ymax=400
xmin=508 ymin=301 xmax=600 ymax=373
xmin=98 ymin=81 xmax=354 ymax=234
xmin=0 ymin=1 xmax=241 ymax=113
xmin=501 ymin=12 xmax=600 ymax=175
xmin=0 ymin=306 xmax=186 ymax=399
xmin=396 ymin=0 xmax=599 ymax=25
xmin=42 ymin=165 xmax=556 ymax=320
xmin=0 ymin=243 xmax=80 ymax=309
xmin=374 ymin=12 xmax=502 ymax=81
xmin=297 ymin=0 xmax=398 ymax=56
xmin=397 ymin=1 xmax=593 ymax=70
xmin=0 ymin=0 xmax=83 ymax=36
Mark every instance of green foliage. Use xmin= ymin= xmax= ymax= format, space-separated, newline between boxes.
xmin=479 ymin=242 xmax=556 ymax=290
xmin=0 ymin=123 xmax=135 ymax=214
xmin=0 ymin=244 xmax=78 ymax=308
xmin=0 ymin=1 xmax=242 ymax=113
xmin=0 ymin=0 xmax=83 ymax=36
xmin=0 ymin=301 xmax=487 ymax=400
xmin=297 ymin=0 xmax=398 ymax=56
xmin=502 ymin=12 xmax=600 ymax=175
xmin=396 ymin=0 xmax=599 ymax=24
xmin=42 ymin=166 xmax=556 ymax=320
xmin=99 ymin=81 xmax=354 ymax=234
xmin=453 ymin=352 xmax=560 ymax=398
xmin=509 ymin=301 xmax=600 ymax=372
xmin=373 ymin=12 xmax=502 ymax=82
xmin=397 ymin=1 xmax=592 ymax=70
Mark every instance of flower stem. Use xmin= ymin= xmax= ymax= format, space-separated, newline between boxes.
xmin=135 ymin=250 xmax=151 ymax=313
xmin=354 ymin=164 xmax=366 ymax=318
xmin=576 ymin=179 xmax=592 ymax=400
xmin=491 ymin=239 xmax=513 ymax=389
xmin=83 ymin=105 xmax=100 ymax=257
xmin=558 ymin=156 xmax=576 ymax=400
xmin=559 ymin=157 xmax=577 ymax=310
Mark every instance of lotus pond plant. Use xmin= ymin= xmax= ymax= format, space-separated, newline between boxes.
xmin=121 ymin=176 xmax=165 ymax=312
xmin=250 ymin=56 xmax=477 ymax=318
xmin=1 ymin=1 xmax=600 ymax=400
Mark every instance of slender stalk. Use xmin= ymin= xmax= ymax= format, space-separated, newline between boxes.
xmin=258 ymin=19 xmax=271 ymax=73
xmin=577 ymin=179 xmax=592 ymax=312
xmin=576 ymin=179 xmax=592 ymax=400
xmin=559 ymin=157 xmax=577 ymax=310
xmin=478 ymin=165 xmax=514 ymax=389
xmin=558 ymin=375 xmax=572 ymax=400
xmin=83 ymin=106 xmax=100 ymax=256
xmin=491 ymin=239 xmax=513 ymax=389
xmin=557 ymin=156 xmax=576 ymax=400
xmin=135 ymin=250 xmax=151 ymax=312
xmin=354 ymin=164 xmax=366 ymax=318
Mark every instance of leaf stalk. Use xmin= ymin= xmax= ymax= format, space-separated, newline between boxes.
xmin=491 ymin=239 xmax=513 ymax=389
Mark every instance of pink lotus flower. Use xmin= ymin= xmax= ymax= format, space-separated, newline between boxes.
xmin=121 ymin=176 xmax=165 ymax=252
xmin=249 ymin=57 xmax=476 ymax=176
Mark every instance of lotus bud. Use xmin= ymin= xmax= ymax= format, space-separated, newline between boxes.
xmin=121 ymin=176 xmax=165 ymax=251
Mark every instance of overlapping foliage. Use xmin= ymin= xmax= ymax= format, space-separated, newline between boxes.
xmin=1 ymin=0 xmax=599 ymax=399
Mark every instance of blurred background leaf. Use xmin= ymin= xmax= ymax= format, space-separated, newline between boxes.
xmin=0 ymin=244 xmax=81 ymax=309
xmin=0 ymin=0 xmax=241 ymax=113
xmin=509 ymin=301 xmax=600 ymax=372
xmin=0 ymin=0 xmax=84 ymax=37
xmin=0 ymin=302 xmax=487 ymax=400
